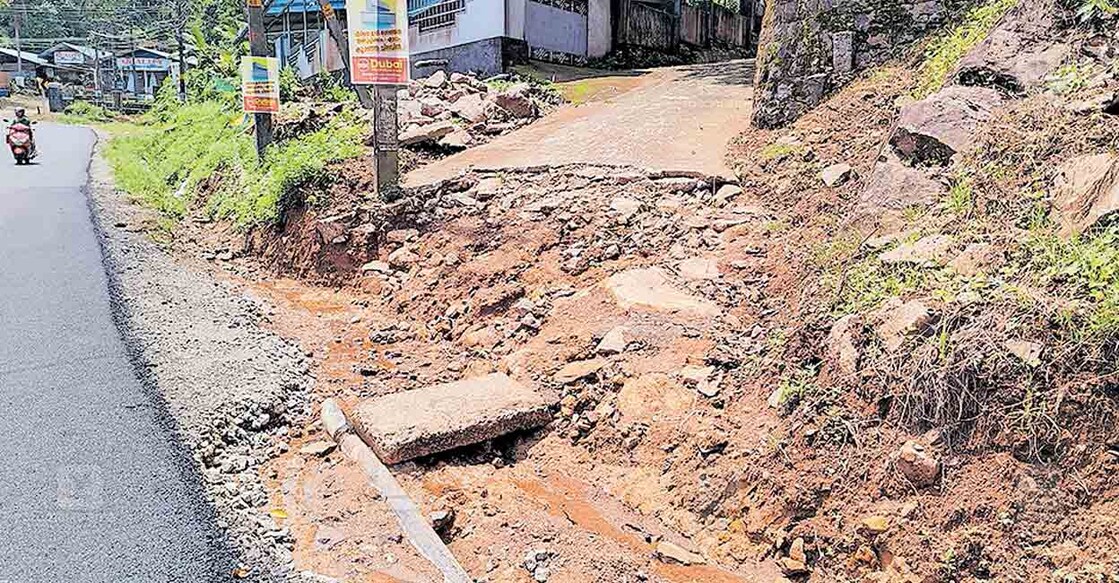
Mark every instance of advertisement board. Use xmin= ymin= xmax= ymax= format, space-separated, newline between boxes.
xmin=117 ymin=57 xmax=171 ymax=72
xmin=241 ymin=56 xmax=281 ymax=113
xmin=54 ymin=50 xmax=85 ymax=65
xmin=346 ymin=0 xmax=410 ymax=85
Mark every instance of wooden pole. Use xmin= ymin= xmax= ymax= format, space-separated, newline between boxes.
xmin=247 ymin=0 xmax=274 ymax=158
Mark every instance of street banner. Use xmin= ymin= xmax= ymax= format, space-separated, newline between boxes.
xmin=346 ymin=0 xmax=410 ymax=85
xmin=241 ymin=56 xmax=281 ymax=113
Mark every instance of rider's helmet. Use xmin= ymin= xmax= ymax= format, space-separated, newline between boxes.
xmin=14 ymin=108 xmax=26 ymax=118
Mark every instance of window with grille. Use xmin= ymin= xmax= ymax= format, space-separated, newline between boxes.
xmin=408 ymin=0 xmax=466 ymax=32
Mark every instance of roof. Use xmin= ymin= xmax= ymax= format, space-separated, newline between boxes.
xmin=117 ymin=47 xmax=173 ymax=59
xmin=266 ymin=0 xmax=343 ymax=16
xmin=38 ymin=42 xmax=113 ymax=61
xmin=0 ymin=48 xmax=51 ymax=67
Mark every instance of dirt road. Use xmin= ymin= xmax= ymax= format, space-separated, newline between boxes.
xmin=405 ymin=60 xmax=755 ymax=186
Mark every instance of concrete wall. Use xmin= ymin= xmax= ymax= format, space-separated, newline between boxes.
xmin=411 ymin=37 xmax=529 ymax=78
xmin=408 ymin=0 xmax=508 ymax=56
xmin=752 ymin=0 xmax=957 ymax=128
xmin=587 ymin=0 xmax=612 ymax=57
xmin=525 ymin=0 xmax=588 ymax=56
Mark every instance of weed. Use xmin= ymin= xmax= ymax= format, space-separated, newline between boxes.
xmin=106 ymin=100 xmax=365 ymax=225
xmin=1023 ymin=224 xmax=1119 ymax=338
xmin=760 ymin=142 xmax=802 ymax=161
xmin=1070 ymin=0 xmax=1118 ymax=24
xmin=832 ymin=256 xmax=929 ymax=316
xmin=945 ymin=177 xmax=975 ymax=216
xmin=774 ymin=364 xmax=820 ymax=411
xmin=60 ymin=101 xmax=116 ymax=124
xmin=913 ymin=0 xmax=1018 ymax=98
xmin=1046 ymin=63 xmax=1096 ymax=95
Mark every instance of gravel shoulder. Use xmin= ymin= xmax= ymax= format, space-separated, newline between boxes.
xmin=86 ymin=133 xmax=321 ymax=582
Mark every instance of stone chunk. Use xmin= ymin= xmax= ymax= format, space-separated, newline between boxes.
xmin=495 ymin=83 xmax=538 ymax=118
xmin=896 ymin=440 xmax=940 ymax=488
xmin=554 ymin=358 xmax=606 ymax=384
xmin=399 ymin=120 xmax=456 ymax=146
xmin=856 ymin=154 xmax=945 ymax=216
xmin=891 ymin=86 xmax=1004 ymax=166
xmin=821 ymin=163 xmax=855 ymax=187
xmin=654 ymin=541 xmax=706 ymax=566
xmin=873 ymin=299 xmax=935 ymax=352
xmin=949 ymin=242 xmax=1004 ymax=276
xmin=826 ymin=314 xmax=863 ymax=376
xmin=879 ymin=234 xmax=954 ymax=266
xmin=955 ymin=29 xmax=1069 ymax=95
xmin=350 ymin=373 xmax=553 ymax=464
xmin=595 ymin=326 xmax=628 ymax=355
xmin=677 ymin=257 xmax=720 ymax=281
xmin=1051 ymin=153 xmax=1119 ymax=238
xmin=606 ymin=268 xmax=720 ymax=317
xmin=423 ymin=70 xmax=448 ymax=89
xmin=1005 ymin=339 xmax=1043 ymax=367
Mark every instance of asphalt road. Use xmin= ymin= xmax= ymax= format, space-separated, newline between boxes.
xmin=0 ymin=123 xmax=234 ymax=582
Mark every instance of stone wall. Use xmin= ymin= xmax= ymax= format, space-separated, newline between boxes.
xmin=752 ymin=0 xmax=959 ymax=128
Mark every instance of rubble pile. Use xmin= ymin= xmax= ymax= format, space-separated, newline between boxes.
xmin=396 ymin=70 xmax=563 ymax=151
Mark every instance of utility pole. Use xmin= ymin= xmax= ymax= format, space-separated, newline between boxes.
xmin=247 ymin=0 xmax=273 ymax=156
xmin=373 ymin=86 xmax=400 ymax=200
xmin=13 ymin=2 xmax=23 ymax=74
xmin=175 ymin=0 xmax=187 ymax=102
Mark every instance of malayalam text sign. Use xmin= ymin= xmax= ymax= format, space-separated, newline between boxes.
xmin=241 ymin=56 xmax=280 ymax=113
xmin=54 ymin=51 xmax=84 ymax=65
xmin=346 ymin=0 xmax=409 ymax=85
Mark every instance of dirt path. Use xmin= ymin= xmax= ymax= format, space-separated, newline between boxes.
xmin=404 ymin=61 xmax=755 ymax=186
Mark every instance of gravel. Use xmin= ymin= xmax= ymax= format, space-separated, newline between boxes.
xmin=87 ymin=134 xmax=328 ymax=582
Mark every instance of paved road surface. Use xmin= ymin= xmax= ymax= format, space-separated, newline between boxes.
xmin=405 ymin=60 xmax=755 ymax=187
xmin=0 ymin=123 xmax=234 ymax=581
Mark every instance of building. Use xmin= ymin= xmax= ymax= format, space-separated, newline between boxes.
xmin=0 ymin=47 xmax=52 ymax=78
xmin=37 ymin=43 xmax=115 ymax=88
xmin=407 ymin=0 xmax=612 ymax=76
xmin=114 ymin=47 xmax=176 ymax=97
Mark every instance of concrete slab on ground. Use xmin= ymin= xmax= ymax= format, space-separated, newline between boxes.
xmin=404 ymin=60 xmax=755 ymax=186
xmin=350 ymin=373 xmax=554 ymax=464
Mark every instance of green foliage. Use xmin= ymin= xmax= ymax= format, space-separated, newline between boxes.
xmin=913 ymin=0 xmax=1019 ymax=98
xmin=774 ymin=364 xmax=820 ymax=412
xmin=106 ymin=100 xmax=365 ymax=226
xmin=1024 ymin=225 xmax=1119 ymax=338
xmin=760 ymin=142 xmax=803 ymax=161
xmin=832 ymin=256 xmax=929 ymax=316
xmin=945 ymin=177 xmax=975 ymax=216
xmin=60 ymin=101 xmax=115 ymax=124
xmin=1072 ymin=0 xmax=1118 ymax=24
xmin=279 ymin=67 xmax=300 ymax=103
xmin=1046 ymin=63 xmax=1096 ymax=95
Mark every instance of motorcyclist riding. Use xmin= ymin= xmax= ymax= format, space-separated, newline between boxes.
xmin=7 ymin=107 xmax=37 ymax=164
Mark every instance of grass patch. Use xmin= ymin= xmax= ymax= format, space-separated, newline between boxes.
xmin=59 ymin=101 xmax=117 ymax=124
xmin=832 ymin=255 xmax=930 ymax=316
xmin=1023 ymin=224 xmax=1119 ymax=338
xmin=913 ymin=0 xmax=1018 ymax=98
xmin=760 ymin=142 xmax=803 ymax=161
xmin=106 ymin=101 xmax=365 ymax=225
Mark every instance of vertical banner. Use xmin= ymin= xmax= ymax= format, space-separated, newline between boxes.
xmin=346 ymin=0 xmax=410 ymax=85
xmin=241 ymin=56 xmax=281 ymax=113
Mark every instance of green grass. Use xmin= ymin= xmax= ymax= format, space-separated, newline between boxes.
xmin=832 ymin=256 xmax=930 ymax=316
xmin=1024 ymin=224 xmax=1119 ymax=338
xmin=106 ymin=101 xmax=365 ymax=225
xmin=913 ymin=0 xmax=1019 ymax=98
xmin=760 ymin=143 xmax=803 ymax=161
xmin=59 ymin=101 xmax=116 ymax=124
xmin=946 ymin=177 xmax=976 ymax=216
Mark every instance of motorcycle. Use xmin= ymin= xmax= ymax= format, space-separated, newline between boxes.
xmin=4 ymin=120 xmax=36 ymax=165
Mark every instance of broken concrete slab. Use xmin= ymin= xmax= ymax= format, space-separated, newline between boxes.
xmin=606 ymin=268 xmax=720 ymax=317
xmin=400 ymin=120 xmax=456 ymax=146
xmin=890 ymin=86 xmax=1004 ymax=166
xmin=350 ymin=373 xmax=553 ymax=464
xmin=1052 ymin=153 xmax=1119 ymax=238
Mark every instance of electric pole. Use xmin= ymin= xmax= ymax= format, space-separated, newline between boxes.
xmin=13 ymin=2 xmax=23 ymax=74
xmin=247 ymin=0 xmax=273 ymax=156
xmin=175 ymin=0 xmax=187 ymax=102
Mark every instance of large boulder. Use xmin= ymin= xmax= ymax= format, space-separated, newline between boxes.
xmin=890 ymin=86 xmax=1004 ymax=166
xmin=855 ymin=153 xmax=946 ymax=216
xmin=1052 ymin=153 xmax=1119 ymax=238
xmin=399 ymin=120 xmax=456 ymax=146
xmin=449 ymin=93 xmax=491 ymax=124
xmin=952 ymin=0 xmax=1068 ymax=95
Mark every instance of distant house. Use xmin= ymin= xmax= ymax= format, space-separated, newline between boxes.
xmin=261 ymin=0 xmax=611 ymax=79
xmin=0 ymin=47 xmax=52 ymax=77
xmin=115 ymin=48 xmax=176 ymax=96
xmin=38 ymin=43 xmax=115 ymax=88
